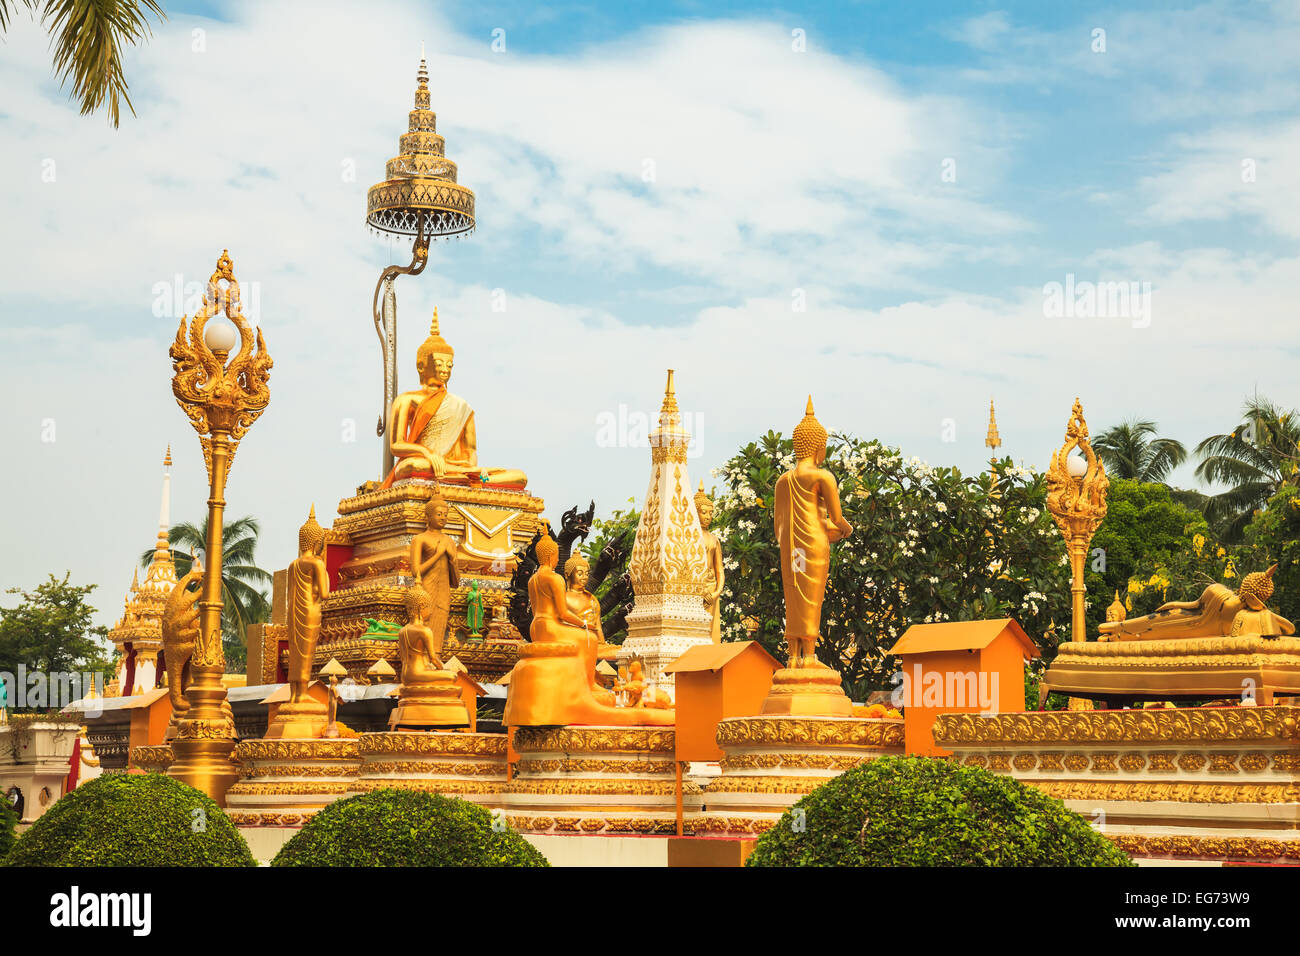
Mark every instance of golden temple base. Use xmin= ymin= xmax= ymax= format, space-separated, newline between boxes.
xmin=1044 ymin=635 xmax=1300 ymax=703
xmin=352 ymin=731 xmax=508 ymax=806
xmin=933 ymin=705 xmax=1300 ymax=865
xmin=391 ymin=674 xmax=470 ymax=730
xmin=694 ymin=715 xmax=904 ymax=838
xmin=759 ymin=664 xmax=853 ymax=717
xmin=225 ymin=738 xmax=362 ymax=828
xmin=501 ymin=726 xmax=701 ymax=836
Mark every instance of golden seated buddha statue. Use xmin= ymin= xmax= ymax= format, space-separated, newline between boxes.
xmin=503 ymin=535 xmax=673 ymax=727
xmin=380 ymin=309 xmax=527 ymax=489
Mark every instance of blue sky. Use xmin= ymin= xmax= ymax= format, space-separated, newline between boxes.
xmin=1 ymin=0 xmax=1297 ymax=629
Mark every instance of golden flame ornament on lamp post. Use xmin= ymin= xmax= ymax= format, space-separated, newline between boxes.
xmin=166 ymin=250 xmax=272 ymax=805
xmin=1045 ymin=398 xmax=1108 ymax=644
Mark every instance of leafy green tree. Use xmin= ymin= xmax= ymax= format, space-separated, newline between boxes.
xmin=0 ymin=0 xmax=165 ymax=126
xmin=1084 ymin=479 xmax=1230 ymax=634
xmin=1195 ymin=396 xmax=1300 ymax=542
xmin=580 ymin=502 xmax=639 ymax=643
xmin=1093 ymin=419 xmax=1187 ymax=483
xmin=141 ymin=515 xmax=270 ymax=672
xmin=712 ymin=432 xmax=1071 ymax=697
xmin=0 ymin=574 xmax=112 ymax=705
xmin=1239 ymin=484 xmax=1300 ymax=626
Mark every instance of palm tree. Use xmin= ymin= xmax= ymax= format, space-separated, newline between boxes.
xmin=1093 ymin=419 xmax=1188 ymax=483
xmin=141 ymin=515 xmax=271 ymax=671
xmin=1195 ymin=396 xmax=1300 ymax=542
xmin=0 ymin=0 xmax=165 ymax=127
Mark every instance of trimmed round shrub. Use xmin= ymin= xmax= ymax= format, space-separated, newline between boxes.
xmin=4 ymin=773 xmax=254 ymax=867
xmin=747 ymin=756 xmax=1133 ymax=867
xmin=272 ymin=789 xmax=549 ymax=867
xmin=0 ymin=797 xmax=17 ymax=860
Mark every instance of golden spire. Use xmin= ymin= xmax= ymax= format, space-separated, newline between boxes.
xmin=418 ymin=307 xmax=454 ymax=364
xmin=986 ymin=398 xmax=1002 ymax=454
xmin=657 ymin=369 xmax=681 ymax=427
xmin=164 ymin=444 xmax=172 ymax=468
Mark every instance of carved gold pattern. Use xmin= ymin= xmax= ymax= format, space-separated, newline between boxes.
xmin=716 ymin=717 xmax=904 ymax=749
xmin=933 ymin=706 xmax=1300 ymax=746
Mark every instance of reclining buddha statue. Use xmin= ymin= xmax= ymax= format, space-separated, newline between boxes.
xmin=380 ymin=309 xmax=527 ymax=488
xmin=1098 ymin=565 xmax=1294 ymax=642
xmin=503 ymin=534 xmax=673 ymax=727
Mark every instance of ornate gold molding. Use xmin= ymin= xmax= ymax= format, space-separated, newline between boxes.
xmin=235 ymin=739 xmax=360 ymax=762
xmin=716 ymin=716 xmax=904 ymax=749
xmin=512 ymin=727 xmax=676 ymax=755
xmin=934 ymin=707 xmax=1300 ymax=746
xmin=358 ymin=732 xmax=507 ymax=757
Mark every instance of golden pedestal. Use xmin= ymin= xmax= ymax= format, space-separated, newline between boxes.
xmin=501 ymin=727 xmax=701 ymax=836
xmin=391 ymin=673 xmax=470 ymax=729
xmin=1043 ymin=636 xmax=1300 ymax=704
xmin=695 ymin=715 xmax=904 ymax=838
xmin=318 ymin=480 xmax=545 ymax=683
xmin=225 ymin=738 xmax=362 ymax=828
xmin=352 ymin=731 xmax=507 ymax=806
xmin=759 ymin=664 xmax=854 ymax=717
xmin=934 ymin=706 xmax=1300 ymax=864
xmin=263 ymin=701 xmax=328 ymax=740
xmin=167 ymin=664 xmax=240 ymax=806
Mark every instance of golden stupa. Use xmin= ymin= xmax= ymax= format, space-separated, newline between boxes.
xmin=107 ymin=447 xmax=178 ymax=696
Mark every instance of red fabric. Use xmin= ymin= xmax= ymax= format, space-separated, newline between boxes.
xmin=65 ymin=738 xmax=81 ymax=791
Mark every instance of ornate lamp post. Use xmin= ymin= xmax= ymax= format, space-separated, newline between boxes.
xmin=166 ymin=250 xmax=272 ymax=804
xmin=1046 ymin=398 xmax=1109 ymax=643
xmin=367 ymin=49 xmax=476 ymax=480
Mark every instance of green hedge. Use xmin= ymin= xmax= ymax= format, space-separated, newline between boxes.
xmin=0 ymin=797 xmax=17 ymax=860
xmin=4 ymin=773 xmax=254 ymax=867
xmin=273 ymin=789 xmax=549 ymax=867
xmin=747 ymin=756 xmax=1133 ymax=867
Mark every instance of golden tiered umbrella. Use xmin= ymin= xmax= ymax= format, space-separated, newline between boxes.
xmin=367 ymin=48 xmax=477 ymax=478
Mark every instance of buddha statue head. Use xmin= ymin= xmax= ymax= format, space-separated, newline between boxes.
xmin=406 ymin=583 xmax=433 ymax=621
xmin=1106 ymin=590 xmax=1126 ymax=623
xmin=792 ymin=395 xmax=828 ymax=464
xmin=694 ymin=480 xmax=714 ymax=529
xmin=299 ymin=505 xmax=326 ymax=557
xmin=1238 ymin=565 xmax=1278 ymax=610
xmin=536 ymin=533 xmax=559 ymax=571
xmin=415 ymin=308 xmax=455 ymax=388
xmin=564 ymin=553 xmax=590 ymax=591
xmin=425 ymin=490 xmax=449 ymax=531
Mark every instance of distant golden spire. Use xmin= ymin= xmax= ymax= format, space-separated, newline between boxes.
xmin=164 ymin=444 xmax=172 ymax=468
xmin=986 ymin=398 xmax=1002 ymax=453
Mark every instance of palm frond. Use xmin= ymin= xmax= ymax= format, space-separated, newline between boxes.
xmin=39 ymin=0 xmax=165 ymax=127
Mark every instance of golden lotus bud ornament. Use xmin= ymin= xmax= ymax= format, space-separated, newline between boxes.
xmin=1045 ymin=398 xmax=1108 ymax=643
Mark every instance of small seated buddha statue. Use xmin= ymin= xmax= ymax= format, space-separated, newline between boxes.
xmin=503 ymin=534 xmax=673 ymax=727
xmin=617 ymin=657 xmax=672 ymax=710
xmin=1099 ymin=566 xmax=1295 ymax=642
xmin=391 ymin=585 xmax=469 ymax=729
xmin=381 ymin=309 xmax=527 ymax=488
xmin=563 ymin=553 xmax=617 ymax=702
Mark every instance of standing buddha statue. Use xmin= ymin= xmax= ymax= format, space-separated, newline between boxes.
xmin=409 ymin=490 xmax=459 ymax=665
xmin=761 ymin=396 xmax=855 ymax=716
xmin=695 ymin=481 xmax=725 ymax=643
xmin=266 ymin=508 xmax=331 ymax=738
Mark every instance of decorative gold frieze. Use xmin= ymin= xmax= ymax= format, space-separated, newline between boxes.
xmin=933 ymin=706 xmax=1300 ymax=746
